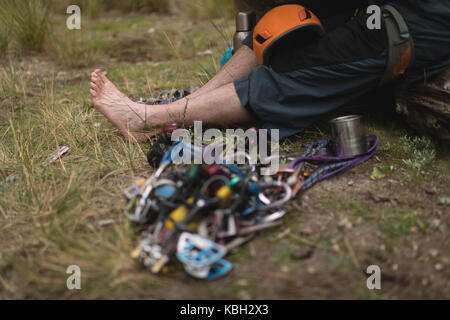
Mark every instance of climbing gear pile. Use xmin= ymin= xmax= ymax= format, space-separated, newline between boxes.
xmin=124 ymin=125 xmax=380 ymax=280
xmin=125 ymin=139 xmax=293 ymax=277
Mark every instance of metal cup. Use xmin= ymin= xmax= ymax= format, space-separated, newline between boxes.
xmin=329 ymin=115 xmax=367 ymax=157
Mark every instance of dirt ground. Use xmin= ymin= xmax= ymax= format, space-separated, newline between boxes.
xmin=0 ymin=14 xmax=449 ymax=300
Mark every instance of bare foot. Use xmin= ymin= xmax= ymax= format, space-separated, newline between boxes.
xmin=90 ymin=69 xmax=152 ymax=141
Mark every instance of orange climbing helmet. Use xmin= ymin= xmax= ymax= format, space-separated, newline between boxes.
xmin=253 ymin=4 xmax=325 ymax=65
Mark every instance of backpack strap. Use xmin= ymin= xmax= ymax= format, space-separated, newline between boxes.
xmin=379 ymin=4 xmax=415 ymax=87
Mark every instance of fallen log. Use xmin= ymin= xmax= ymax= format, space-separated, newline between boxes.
xmin=395 ymin=69 xmax=450 ymax=140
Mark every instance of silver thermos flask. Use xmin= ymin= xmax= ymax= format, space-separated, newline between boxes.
xmin=233 ymin=11 xmax=256 ymax=53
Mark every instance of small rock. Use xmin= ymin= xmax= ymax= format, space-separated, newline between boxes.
xmin=147 ymin=27 xmax=155 ymax=34
xmin=332 ymin=243 xmax=340 ymax=252
xmin=337 ymin=217 xmax=353 ymax=230
xmin=238 ymin=290 xmax=251 ymax=300
xmin=281 ymin=265 xmax=290 ymax=273
xmin=347 ymin=180 xmax=354 ymax=186
xmin=56 ymin=71 xmax=68 ymax=80
xmin=197 ymin=50 xmax=213 ymax=56
xmin=237 ymin=279 xmax=248 ymax=287
xmin=392 ymin=264 xmax=398 ymax=271
xmin=98 ymin=219 xmax=115 ymax=227
xmin=55 ymin=71 xmax=82 ymax=82
xmin=438 ymin=197 xmax=450 ymax=206
xmin=435 ymin=263 xmax=443 ymax=271
xmin=5 ymin=174 xmax=19 ymax=185
xmin=431 ymin=219 xmax=441 ymax=228
xmin=59 ymin=98 xmax=71 ymax=104
xmin=429 ymin=249 xmax=439 ymax=258
xmin=421 ymin=278 xmax=429 ymax=286
xmin=299 ymin=226 xmax=312 ymax=235
xmin=306 ymin=266 xmax=316 ymax=275
xmin=369 ymin=191 xmax=390 ymax=203
xmin=291 ymin=246 xmax=314 ymax=260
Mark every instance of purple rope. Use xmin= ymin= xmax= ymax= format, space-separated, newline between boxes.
xmin=288 ymin=135 xmax=380 ymax=184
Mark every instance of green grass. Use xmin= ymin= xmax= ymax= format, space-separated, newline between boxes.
xmin=0 ymin=29 xmax=9 ymax=56
xmin=184 ymin=0 xmax=235 ymax=19
xmin=0 ymin=88 xmax=152 ymax=298
xmin=47 ymin=26 xmax=99 ymax=68
xmin=49 ymin=0 xmax=234 ymax=17
xmin=0 ymin=59 xmax=29 ymax=100
xmin=271 ymin=245 xmax=292 ymax=263
xmin=0 ymin=11 xmax=233 ymax=299
xmin=0 ymin=0 xmax=50 ymax=53
xmin=48 ymin=0 xmax=171 ymax=17
xmin=0 ymin=0 xmax=234 ymax=66
xmin=400 ymin=135 xmax=436 ymax=172
xmin=102 ymin=0 xmax=171 ymax=14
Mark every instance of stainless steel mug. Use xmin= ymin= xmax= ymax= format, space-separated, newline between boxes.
xmin=329 ymin=115 xmax=368 ymax=157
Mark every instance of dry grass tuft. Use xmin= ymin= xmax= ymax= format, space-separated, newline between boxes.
xmin=181 ymin=0 xmax=235 ymax=19
xmin=0 ymin=0 xmax=50 ymax=53
xmin=47 ymin=31 xmax=99 ymax=68
xmin=0 ymin=60 xmax=29 ymax=100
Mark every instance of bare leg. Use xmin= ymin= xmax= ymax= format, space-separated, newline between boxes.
xmin=90 ymin=45 xmax=257 ymax=141
xmin=90 ymin=71 xmax=255 ymax=141
xmin=187 ymin=45 xmax=257 ymax=100
xmin=148 ymin=83 xmax=255 ymax=127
